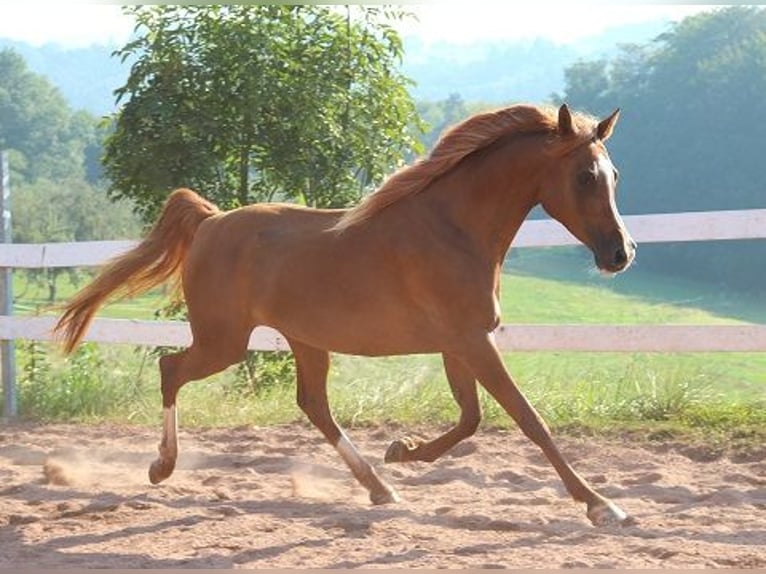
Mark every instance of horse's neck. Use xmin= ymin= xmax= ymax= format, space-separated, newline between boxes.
xmin=418 ymin=137 xmax=544 ymax=264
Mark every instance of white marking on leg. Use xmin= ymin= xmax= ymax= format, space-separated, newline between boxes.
xmin=160 ymin=406 xmax=178 ymax=459
xmin=335 ymin=433 xmax=366 ymax=477
xmin=335 ymin=433 xmax=400 ymax=504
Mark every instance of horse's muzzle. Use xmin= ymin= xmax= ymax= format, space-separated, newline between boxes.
xmin=594 ymin=234 xmax=636 ymax=274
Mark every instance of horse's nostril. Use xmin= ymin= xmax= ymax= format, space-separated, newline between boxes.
xmin=614 ymin=246 xmax=628 ymax=266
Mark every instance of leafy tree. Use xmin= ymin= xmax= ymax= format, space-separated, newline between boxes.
xmin=105 ymin=5 xmax=423 ymax=221
xmin=68 ymin=110 xmax=107 ymax=184
xmin=557 ymin=59 xmax=611 ymax=116
xmin=103 ymin=6 xmax=424 ymax=392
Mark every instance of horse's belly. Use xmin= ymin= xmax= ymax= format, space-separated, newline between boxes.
xmin=257 ymin=273 xmax=456 ymax=354
xmin=265 ymin=306 xmax=445 ymax=356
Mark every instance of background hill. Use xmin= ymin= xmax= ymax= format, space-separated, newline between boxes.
xmin=402 ymin=19 xmax=669 ymax=103
xmin=0 ymin=18 xmax=673 ymax=116
xmin=0 ymin=39 xmax=128 ymax=116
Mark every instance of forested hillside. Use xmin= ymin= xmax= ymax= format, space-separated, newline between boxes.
xmin=0 ymin=49 xmax=141 ymax=301
xmin=403 ymin=18 xmax=669 ymax=103
xmin=0 ymin=39 xmax=128 ymax=116
xmin=0 ymin=17 xmax=672 ymax=116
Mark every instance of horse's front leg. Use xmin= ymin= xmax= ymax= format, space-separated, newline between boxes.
xmin=459 ymin=333 xmax=629 ymax=527
xmin=385 ymin=353 xmax=480 ymax=463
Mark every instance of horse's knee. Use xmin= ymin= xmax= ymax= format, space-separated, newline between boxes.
xmin=460 ymin=410 xmax=481 ymax=437
xmin=159 ymin=353 xmax=185 ymax=407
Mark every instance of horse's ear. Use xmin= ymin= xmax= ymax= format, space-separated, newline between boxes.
xmin=558 ymin=103 xmax=575 ymax=136
xmin=597 ymin=108 xmax=620 ymax=141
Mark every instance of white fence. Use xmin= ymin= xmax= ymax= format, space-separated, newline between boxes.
xmin=1 ymin=208 xmax=765 ymax=416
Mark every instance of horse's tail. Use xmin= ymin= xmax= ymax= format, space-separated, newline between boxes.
xmin=54 ymin=188 xmax=220 ymax=354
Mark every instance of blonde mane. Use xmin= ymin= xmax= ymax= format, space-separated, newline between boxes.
xmin=334 ymin=103 xmax=597 ymax=231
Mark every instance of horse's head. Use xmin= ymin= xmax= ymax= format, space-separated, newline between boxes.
xmin=539 ymin=104 xmax=636 ymax=274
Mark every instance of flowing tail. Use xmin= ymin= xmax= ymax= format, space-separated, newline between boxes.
xmin=54 ymin=188 xmax=220 ymax=354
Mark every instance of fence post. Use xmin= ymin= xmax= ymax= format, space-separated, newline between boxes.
xmin=0 ymin=151 xmax=17 ymax=419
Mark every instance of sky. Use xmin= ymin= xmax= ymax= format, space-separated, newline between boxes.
xmin=0 ymin=3 xmax=718 ymax=49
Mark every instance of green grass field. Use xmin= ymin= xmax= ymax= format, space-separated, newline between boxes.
xmin=6 ymin=247 xmax=765 ymax=445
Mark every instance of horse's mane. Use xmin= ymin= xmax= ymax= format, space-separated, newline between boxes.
xmin=334 ymin=103 xmax=597 ymax=231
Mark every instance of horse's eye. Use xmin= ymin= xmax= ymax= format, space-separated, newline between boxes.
xmin=577 ymin=170 xmax=596 ymax=188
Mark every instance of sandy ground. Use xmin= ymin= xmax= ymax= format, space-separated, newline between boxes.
xmin=1 ymin=421 xmax=765 ymax=569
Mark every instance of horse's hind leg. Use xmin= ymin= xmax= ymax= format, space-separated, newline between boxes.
xmin=289 ymin=338 xmax=399 ymax=505
xmin=385 ymin=353 xmax=480 ymax=463
xmin=149 ymin=329 xmax=250 ymax=484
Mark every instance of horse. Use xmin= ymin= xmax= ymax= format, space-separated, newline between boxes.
xmin=55 ymin=103 xmax=636 ymax=526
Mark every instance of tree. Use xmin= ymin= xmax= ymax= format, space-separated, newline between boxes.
xmin=104 ymin=5 xmax=423 ymax=221
xmin=0 ymin=49 xmax=100 ymax=183
xmin=13 ymin=178 xmax=142 ymax=302
xmin=555 ymin=59 xmax=611 ymax=116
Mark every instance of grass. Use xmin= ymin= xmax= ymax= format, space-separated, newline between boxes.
xmin=5 ymin=251 xmax=765 ymax=448
xmin=14 ymin=271 xmax=165 ymax=320
xmin=503 ymin=246 xmax=766 ymax=324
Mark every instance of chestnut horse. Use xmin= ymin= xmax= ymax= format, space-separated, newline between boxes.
xmin=55 ymin=103 xmax=635 ymax=526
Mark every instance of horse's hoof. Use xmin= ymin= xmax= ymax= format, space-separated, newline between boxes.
xmin=148 ymin=458 xmax=175 ymax=485
xmin=384 ymin=437 xmax=419 ymax=463
xmin=587 ymin=498 xmax=631 ymax=527
xmin=370 ymin=488 xmax=401 ymax=505
xmin=384 ymin=440 xmax=407 ymax=463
